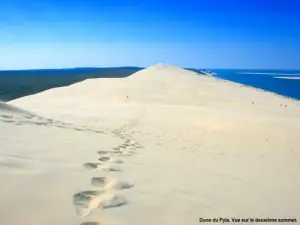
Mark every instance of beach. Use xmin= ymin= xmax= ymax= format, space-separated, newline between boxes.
xmin=1 ymin=64 xmax=300 ymax=225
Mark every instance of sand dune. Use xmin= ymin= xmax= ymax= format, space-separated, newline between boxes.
xmin=1 ymin=64 xmax=300 ymax=225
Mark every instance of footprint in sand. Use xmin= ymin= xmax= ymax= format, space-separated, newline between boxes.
xmin=92 ymin=130 xmax=104 ymax=134
xmin=0 ymin=118 xmax=15 ymax=124
xmin=0 ymin=115 xmax=13 ymax=119
xmin=111 ymin=147 xmax=136 ymax=156
xmin=98 ymin=156 xmax=123 ymax=164
xmin=100 ymin=165 xmax=121 ymax=172
xmin=97 ymin=150 xmax=121 ymax=155
xmin=24 ymin=115 xmax=34 ymax=119
xmin=73 ymin=190 xmax=127 ymax=217
xmin=97 ymin=151 xmax=110 ymax=155
xmin=117 ymin=144 xmax=127 ymax=149
xmin=73 ymin=190 xmax=104 ymax=206
xmin=98 ymin=156 xmax=110 ymax=162
xmin=125 ymin=138 xmax=134 ymax=143
xmin=83 ymin=162 xmax=121 ymax=172
xmin=83 ymin=163 xmax=102 ymax=170
xmin=91 ymin=177 xmax=107 ymax=187
xmin=74 ymin=133 xmax=138 ymax=219
xmin=121 ymin=139 xmax=142 ymax=149
xmin=120 ymin=151 xmax=136 ymax=157
xmin=80 ymin=222 xmax=100 ymax=225
xmin=117 ymin=143 xmax=137 ymax=150
xmin=73 ymin=191 xmax=102 ymax=217
xmin=74 ymin=128 xmax=85 ymax=132
xmin=73 ymin=190 xmax=104 ymax=217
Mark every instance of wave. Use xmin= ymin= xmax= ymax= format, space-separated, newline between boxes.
xmin=273 ymin=76 xmax=300 ymax=80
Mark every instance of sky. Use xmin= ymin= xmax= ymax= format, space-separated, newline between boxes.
xmin=0 ymin=0 xmax=299 ymax=69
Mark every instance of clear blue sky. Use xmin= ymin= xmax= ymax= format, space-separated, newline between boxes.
xmin=0 ymin=0 xmax=299 ymax=69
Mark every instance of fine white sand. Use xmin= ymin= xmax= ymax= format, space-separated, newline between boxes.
xmin=1 ymin=63 xmax=300 ymax=225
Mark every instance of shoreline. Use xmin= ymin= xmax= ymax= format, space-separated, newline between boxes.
xmin=211 ymin=74 xmax=300 ymax=102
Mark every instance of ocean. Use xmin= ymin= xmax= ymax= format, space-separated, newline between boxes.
xmin=0 ymin=68 xmax=299 ymax=101
xmin=211 ymin=69 xmax=300 ymax=100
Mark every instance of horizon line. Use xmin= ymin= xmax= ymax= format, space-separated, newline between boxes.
xmin=1 ymin=66 xmax=300 ymax=72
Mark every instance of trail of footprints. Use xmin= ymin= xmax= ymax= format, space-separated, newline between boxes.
xmin=0 ymin=114 xmax=104 ymax=134
xmin=1 ymin=112 xmax=143 ymax=224
xmin=73 ymin=129 xmax=142 ymax=224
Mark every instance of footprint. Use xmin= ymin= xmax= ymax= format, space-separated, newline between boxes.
xmin=80 ymin=222 xmax=100 ymax=225
xmin=91 ymin=177 xmax=133 ymax=190
xmin=127 ymin=144 xmax=137 ymax=149
xmin=0 ymin=115 xmax=13 ymax=119
xmin=118 ymin=151 xmax=136 ymax=157
xmin=98 ymin=150 xmax=120 ymax=155
xmin=91 ymin=177 xmax=107 ymax=187
xmin=73 ymin=190 xmax=103 ymax=207
xmin=120 ymin=146 xmax=136 ymax=153
xmin=113 ymin=147 xmax=129 ymax=153
xmin=93 ymin=130 xmax=103 ymax=134
xmin=119 ymin=144 xmax=129 ymax=148
xmin=100 ymin=165 xmax=121 ymax=172
xmin=124 ymin=145 xmax=135 ymax=150
xmin=83 ymin=163 xmax=101 ymax=170
xmin=110 ymin=150 xmax=123 ymax=155
xmin=34 ymin=121 xmax=48 ymax=126
xmin=74 ymin=128 xmax=84 ymax=131
xmin=73 ymin=190 xmax=104 ymax=217
xmin=97 ymin=151 xmax=110 ymax=155
xmin=98 ymin=156 xmax=110 ymax=162
xmin=118 ymin=145 xmax=128 ymax=150
xmin=125 ymin=139 xmax=134 ymax=143
xmin=74 ymin=190 xmax=102 ymax=201
xmin=1 ymin=119 xmax=15 ymax=123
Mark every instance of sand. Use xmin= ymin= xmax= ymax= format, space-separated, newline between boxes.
xmin=1 ymin=63 xmax=299 ymax=225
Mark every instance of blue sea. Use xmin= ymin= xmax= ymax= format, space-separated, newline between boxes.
xmin=210 ymin=69 xmax=300 ymax=100
xmin=0 ymin=68 xmax=299 ymax=101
